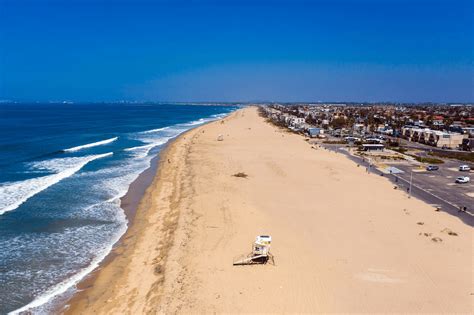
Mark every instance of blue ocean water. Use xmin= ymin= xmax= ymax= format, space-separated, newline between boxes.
xmin=0 ymin=103 xmax=237 ymax=314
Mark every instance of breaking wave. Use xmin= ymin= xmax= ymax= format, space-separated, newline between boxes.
xmin=0 ymin=153 xmax=113 ymax=215
xmin=124 ymin=142 xmax=163 ymax=158
xmin=63 ymin=137 xmax=118 ymax=152
xmin=139 ymin=127 xmax=170 ymax=134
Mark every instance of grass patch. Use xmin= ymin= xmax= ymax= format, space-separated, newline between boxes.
xmin=408 ymin=154 xmax=444 ymax=164
xmin=381 ymin=155 xmax=405 ymax=160
xmin=357 ymin=152 xmax=405 ymax=160
xmin=391 ymin=147 xmax=408 ymax=154
xmin=390 ymin=146 xmax=444 ymax=163
xmin=428 ymin=151 xmax=474 ymax=163
xmin=322 ymin=140 xmax=346 ymax=144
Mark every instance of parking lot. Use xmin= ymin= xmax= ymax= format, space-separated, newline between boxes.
xmin=390 ymin=160 xmax=473 ymax=211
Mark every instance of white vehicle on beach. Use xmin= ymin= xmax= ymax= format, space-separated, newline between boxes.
xmin=455 ymin=176 xmax=470 ymax=184
xmin=459 ymin=165 xmax=471 ymax=171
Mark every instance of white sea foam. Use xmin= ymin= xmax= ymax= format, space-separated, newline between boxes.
xmin=140 ymin=126 xmax=169 ymax=134
xmin=9 ymin=214 xmax=127 ymax=315
xmin=9 ymin=160 xmax=141 ymax=314
xmin=124 ymin=143 xmax=158 ymax=158
xmin=63 ymin=137 xmax=118 ymax=152
xmin=184 ymin=118 xmax=208 ymax=126
xmin=183 ymin=114 xmax=226 ymax=127
xmin=124 ymin=137 xmax=170 ymax=158
xmin=211 ymin=113 xmax=227 ymax=118
xmin=140 ymin=113 xmax=227 ymax=135
xmin=0 ymin=153 xmax=113 ymax=215
xmin=124 ymin=143 xmax=156 ymax=152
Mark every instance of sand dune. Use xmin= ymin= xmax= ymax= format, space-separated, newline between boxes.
xmin=67 ymin=107 xmax=473 ymax=314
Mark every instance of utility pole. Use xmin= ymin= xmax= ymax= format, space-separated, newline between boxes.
xmin=409 ymin=169 xmax=413 ymax=198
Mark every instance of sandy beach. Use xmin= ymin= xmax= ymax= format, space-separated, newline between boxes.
xmin=67 ymin=106 xmax=473 ymax=314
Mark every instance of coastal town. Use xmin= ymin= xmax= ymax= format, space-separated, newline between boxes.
xmin=261 ymin=103 xmax=474 ymax=151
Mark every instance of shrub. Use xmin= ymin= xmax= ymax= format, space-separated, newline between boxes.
xmin=428 ymin=151 xmax=474 ymax=163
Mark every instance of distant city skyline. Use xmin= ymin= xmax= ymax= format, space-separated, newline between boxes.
xmin=1 ymin=0 xmax=473 ymax=103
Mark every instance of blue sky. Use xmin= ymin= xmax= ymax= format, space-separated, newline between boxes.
xmin=0 ymin=0 xmax=472 ymax=102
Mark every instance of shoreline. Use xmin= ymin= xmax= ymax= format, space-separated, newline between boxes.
xmin=65 ymin=107 xmax=473 ymax=313
xmin=9 ymin=112 xmax=233 ymax=315
xmin=11 ymin=138 xmax=174 ymax=314
xmin=62 ymin=116 xmax=225 ymax=313
xmin=58 ymin=151 xmax=162 ymax=313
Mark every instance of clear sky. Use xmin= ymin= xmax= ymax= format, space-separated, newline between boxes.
xmin=0 ymin=0 xmax=472 ymax=102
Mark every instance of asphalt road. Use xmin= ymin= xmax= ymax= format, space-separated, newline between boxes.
xmin=320 ymin=144 xmax=473 ymax=227
xmin=391 ymin=160 xmax=473 ymax=209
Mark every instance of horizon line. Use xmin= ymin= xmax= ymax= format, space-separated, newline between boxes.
xmin=1 ymin=100 xmax=473 ymax=105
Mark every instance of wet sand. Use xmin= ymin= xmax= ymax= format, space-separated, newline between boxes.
xmin=67 ymin=107 xmax=473 ymax=314
xmin=57 ymin=150 xmax=162 ymax=313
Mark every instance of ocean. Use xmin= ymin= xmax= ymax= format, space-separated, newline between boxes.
xmin=0 ymin=103 xmax=238 ymax=314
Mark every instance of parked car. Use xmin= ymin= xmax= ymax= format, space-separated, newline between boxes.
xmin=455 ymin=176 xmax=470 ymax=184
xmin=459 ymin=165 xmax=471 ymax=171
xmin=426 ymin=165 xmax=439 ymax=171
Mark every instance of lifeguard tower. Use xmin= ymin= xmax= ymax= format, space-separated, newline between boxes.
xmin=233 ymin=235 xmax=274 ymax=265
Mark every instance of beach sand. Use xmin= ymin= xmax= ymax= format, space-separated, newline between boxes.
xmin=67 ymin=107 xmax=473 ymax=314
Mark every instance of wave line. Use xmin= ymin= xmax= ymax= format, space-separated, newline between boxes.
xmin=63 ymin=137 xmax=118 ymax=152
xmin=0 ymin=153 xmax=113 ymax=215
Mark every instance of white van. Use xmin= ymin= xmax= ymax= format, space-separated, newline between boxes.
xmin=459 ymin=165 xmax=471 ymax=171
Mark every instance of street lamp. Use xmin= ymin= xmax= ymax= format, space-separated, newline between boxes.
xmin=409 ymin=169 xmax=413 ymax=198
